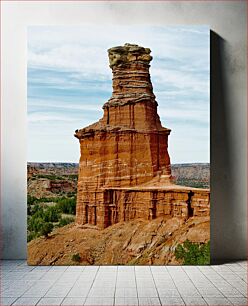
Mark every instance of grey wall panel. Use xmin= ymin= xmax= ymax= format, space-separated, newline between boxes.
xmin=1 ymin=1 xmax=246 ymax=260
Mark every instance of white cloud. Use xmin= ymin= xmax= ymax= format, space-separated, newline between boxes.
xmin=28 ymin=113 xmax=75 ymax=123
xmin=29 ymin=99 xmax=103 ymax=113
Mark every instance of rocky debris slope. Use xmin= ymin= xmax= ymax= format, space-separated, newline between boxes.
xmin=28 ymin=216 xmax=209 ymax=265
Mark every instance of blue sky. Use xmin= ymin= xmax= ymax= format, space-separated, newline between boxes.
xmin=28 ymin=25 xmax=209 ymax=163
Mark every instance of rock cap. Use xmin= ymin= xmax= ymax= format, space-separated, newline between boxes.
xmin=108 ymin=43 xmax=152 ymax=68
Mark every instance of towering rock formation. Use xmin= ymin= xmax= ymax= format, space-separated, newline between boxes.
xmin=75 ymin=44 xmax=210 ymax=229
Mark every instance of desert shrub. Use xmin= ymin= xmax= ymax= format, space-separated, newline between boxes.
xmin=67 ymin=191 xmax=77 ymax=197
xmin=28 ymin=216 xmax=44 ymax=232
xmin=27 ymin=195 xmax=37 ymax=205
xmin=58 ymin=217 xmax=74 ymax=227
xmin=175 ymin=179 xmax=209 ymax=189
xmin=27 ymin=196 xmax=38 ymax=215
xmin=40 ymin=222 xmax=54 ymax=238
xmin=71 ymin=253 xmax=81 ymax=263
xmin=27 ymin=232 xmax=39 ymax=242
xmin=30 ymin=204 xmax=44 ymax=216
xmin=44 ymin=206 xmax=61 ymax=222
xmin=38 ymin=197 xmax=55 ymax=203
xmin=175 ymin=240 xmax=210 ymax=265
xmin=66 ymin=174 xmax=78 ymax=180
xmin=35 ymin=174 xmax=65 ymax=180
xmin=55 ymin=197 xmax=76 ymax=215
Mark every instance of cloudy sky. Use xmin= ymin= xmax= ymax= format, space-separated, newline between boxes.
xmin=28 ymin=25 xmax=209 ymax=164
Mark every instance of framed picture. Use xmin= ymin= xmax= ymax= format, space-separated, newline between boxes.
xmin=27 ymin=25 xmax=210 ymax=265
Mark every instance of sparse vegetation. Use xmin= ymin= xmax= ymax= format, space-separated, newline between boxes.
xmin=175 ymin=179 xmax=209 ymax=189
xmin=27 ymin=231 xmax=39 ymax=242
xmin=40 ymin=222 xmax=54 ymax=238
xmin=27 ymin=164 xmax=78 ymax=242
xmin=58 ymin=217 xmax=75 ymax=227
xmin=71 ymin=253 xmax=81 ymax=263
xmin=27 ymin=196 xmax=76 ymax=241
xmin=56 ymin=197 xmax=76 ymax=214
xmin=30 ymin=173 xmax=78 ymax=181
xmin=34 ymin=174 xmax=65 ymax=180
xmin=175 ymin=240 xmax=210 ymax=265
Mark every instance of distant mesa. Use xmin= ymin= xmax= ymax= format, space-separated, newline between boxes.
xmin=74 ymin=43 xmax=210 ymax=229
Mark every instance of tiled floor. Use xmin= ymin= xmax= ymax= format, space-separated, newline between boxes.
xmin=0 ymin=260 xmax=247 ymax=306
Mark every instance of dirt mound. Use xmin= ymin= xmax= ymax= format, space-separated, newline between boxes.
xmin=28 ymin=216 xmax=209 ymax=265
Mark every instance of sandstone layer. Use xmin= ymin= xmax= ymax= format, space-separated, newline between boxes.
xmin=74 ymin=43 xmax=210 ymax=229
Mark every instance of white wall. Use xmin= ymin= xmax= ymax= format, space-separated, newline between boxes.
xmin=1 ymin=1 xmax=247 ymax=260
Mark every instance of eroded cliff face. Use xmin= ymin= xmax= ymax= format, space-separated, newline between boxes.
xmin=74 ymin=43 xmax=210 ymax=229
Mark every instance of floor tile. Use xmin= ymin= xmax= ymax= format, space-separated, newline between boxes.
xmin=99 ymin=266 xmax=117 ymax=272
xmin=178 ymin=288 xmax=201 ymax=297
xmin=84 ymin=297 xmax=114 ymax=305
xmin=0 ymin=297 xmax=18 ymax=306
xmin=115 ymin=287 xmax=137 ymax=298
xmin=49 ymin=266 xmax=69 ymax=272
xmin=92 ymin=280 xmax=116 ymax=288
xmin=156 ymin=288 xmax=180 ymax=297
xmin=136 ymin=279 xmax=155 ymax=288
xmin=204 ymin=297 xmax=233 ymax=305
xmin=45 ymin=284 xmax=73 ymax=297
xmin=115 ymin=297 xmax=138 ymax=305
xmin=22 ymin=282 xmax=53 ymax=297
xmin=137 ymin=286 xmax=158 ymax=297
xmin=66 ymin=285 xmax=91 ymax=298
xmin=83 ymin=266 xmax=99 ymax=273
xmin=118 ymin=266 xmax=135 ymax=272
xmin=88 ymin=286 xmax=115 ymax=298
xmin=64 ymin=266 xmax=85 ymax=272
xmin=153 ymin=280 xmax=176 ymax=288
xmin=182 ymin=297 xmax=207 ymax=305
xmin=31 ymin=266 xmax=51 ymax=272
xmin=228 ymin=297 xmax=248 ymax=305
xmin=197 ymin=287 xmax=224 ymax=297
xmin=40 ymin=272 xmax=64 ymax=281
xmin=217 ymin=286 xmax=244 ymax=297
xmin=2 ymin=288 xmax=30 ymax=298
xmin=37 ymin=297 xmax=64 ymax=305
xmin=139 ymin=297 xmax=161 ymax=305
xmin=61 ymin=297 xmax=86 ymax=305
xmin=116 ymin=279 xmax=136 ymax=287
xmin=160 ymin=297 xmax=185 ymax=305
xmin=12 ymin=297 xmax=41 ymax=305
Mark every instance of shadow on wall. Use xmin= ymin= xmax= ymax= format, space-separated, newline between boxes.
xmin=210 ymin=31 xmax=246 ymax=263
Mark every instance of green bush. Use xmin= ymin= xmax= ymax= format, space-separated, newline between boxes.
xmin=66 ymin=174 xmax=78 ymax=180
xmin=44 ymin=206 xmax=61 ymax=222
xmin=58 ymin=217 xmax=74 ymax=227
xmin=40 ymin=222 xmax=54 ymax=238
xmin=71 ymin=253 xmax=81 ymax=263
xmin=27 ymin=195 xmax=37 ymax=205
xmin=56 ymin=197 xmax=76 ymax=215
xmin=28 ymin=216 xmax=44 ymax=232
xmin=175 ymin=240 xmax=210 ymax=265
xmin=27 ymin=232 xmax=39 ymax=242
